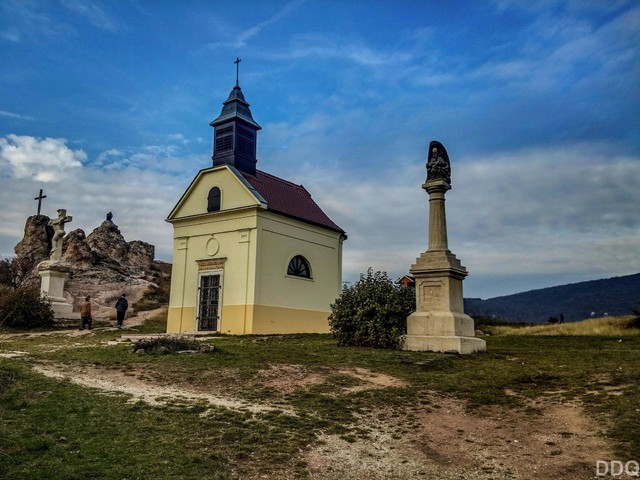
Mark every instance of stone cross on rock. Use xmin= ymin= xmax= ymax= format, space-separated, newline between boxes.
xmin=49 ymin=208 xmax=72 ymax=262
xmin=34 ymin=189 xmax=47 ymax=215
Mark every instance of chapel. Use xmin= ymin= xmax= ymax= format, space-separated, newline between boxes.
xmin=166 ymin=72 xmax=346 ymax=334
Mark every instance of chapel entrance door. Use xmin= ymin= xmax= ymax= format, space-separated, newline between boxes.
xmin=197 ymin=273 xmax=222 ymax=331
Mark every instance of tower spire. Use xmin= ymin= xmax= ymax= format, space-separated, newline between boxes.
xmin=210 ymin=58 xmax=261 ymax=175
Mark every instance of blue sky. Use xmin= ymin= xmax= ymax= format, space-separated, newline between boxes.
xmin=1 ymin=0 xmax=638 ymax=299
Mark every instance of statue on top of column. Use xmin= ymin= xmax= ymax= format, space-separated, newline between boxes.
xmin=426 ymin=140 xmax=451 ymax=185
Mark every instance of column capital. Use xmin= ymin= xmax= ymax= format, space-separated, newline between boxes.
xmin=423 ymin=179 xmax=451 ymax=194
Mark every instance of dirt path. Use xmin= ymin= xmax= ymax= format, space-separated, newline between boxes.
xmin=32 ymin=363 xmax=292 ymax=415
xmin=22 ymin=358 xmax=615 ymax=480
xmin=0 ymin=307 xmax=165 ymax=342
xmin=305 ymin=395 xmax=614 ymax=479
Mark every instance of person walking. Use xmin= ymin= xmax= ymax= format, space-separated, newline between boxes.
xmin=80 ymin=295 xmax=92 ymax=330
xmin=115 ymin=293 xmax=128 ymax=329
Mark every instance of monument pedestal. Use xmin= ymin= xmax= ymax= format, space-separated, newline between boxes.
xmin=38 ymin=261 xmax=78 ymax=319
xmin=404 ymin=250 xmax=486 ymax=354
xmin=405 ymin=312 xmax=486 ymax=354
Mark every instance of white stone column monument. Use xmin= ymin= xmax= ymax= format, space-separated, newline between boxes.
xmin=404 ymin=141 xmax=486 ymax=354
xmin=38 ymin=208 xmax=77 ymax=319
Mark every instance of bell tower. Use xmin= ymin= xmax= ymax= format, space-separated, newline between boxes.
xmin=210 ymin=57 xmax=262 ymax=176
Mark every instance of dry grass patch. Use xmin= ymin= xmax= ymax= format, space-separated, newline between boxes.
xmin=490 ymin=315 xmax=640 ymax=336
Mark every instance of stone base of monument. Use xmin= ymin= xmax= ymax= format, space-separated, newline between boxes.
xmin=403 ymin=249 xmax=487 ymax=354
xmin=404 ymin=312 xmax=486 ymax=353
xmin=38 ymin=261 xmax=79 ymax=320
xmin=404 ymin=311 xmax=486 ymax=354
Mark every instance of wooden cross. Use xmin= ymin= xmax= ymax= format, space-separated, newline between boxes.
xmin=34 ymin=189 xmax=47 ymax=215
xmin=235 ymin=57 xmax=241 ymax=86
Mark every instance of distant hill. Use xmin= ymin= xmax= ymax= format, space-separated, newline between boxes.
xmin=464 ymin=273 xmax=640 ymax=323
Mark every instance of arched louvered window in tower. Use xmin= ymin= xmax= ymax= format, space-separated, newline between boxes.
xmin=207 ymin=187 xmax=221 ymax=212
xmin=287 ymin=255 xmax=311 ymax=279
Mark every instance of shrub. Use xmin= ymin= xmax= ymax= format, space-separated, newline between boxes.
xmin=329 ymin=268 xmax=415 ymax=349
xmin=132 ymin=337 xmax=213 ymax=354
xmin=0 ymin=285 xmax=54 ymax=329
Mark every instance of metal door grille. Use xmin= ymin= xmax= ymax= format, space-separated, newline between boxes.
xmin=198 ymin=274 xmax=221 ymax=331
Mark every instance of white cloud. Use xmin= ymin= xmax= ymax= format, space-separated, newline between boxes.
xmin=0 ymin=0 xmax=73 ymax=41
xmin=278 ymin=142 xmax=640 ymax=297
xmin=205 ymin=0 xmax=306 ymax=49
xmin=0 ymin=134 xmax=85 ymax=182
xmin=1 ymin=136 xmax=637 ymax=299
xmin=0 ymin=142 xmax=197 ymax=262
xmin=60 ymin=0 xmax=117 ymax=32
xmin=0 ymin=110 xmax=34 ymax=121
xmin=0 ymin=30 xmax=20 ymax=42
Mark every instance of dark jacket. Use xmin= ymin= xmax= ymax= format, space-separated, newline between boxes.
xmin=115 ymin=297 xmax=128 ymax=312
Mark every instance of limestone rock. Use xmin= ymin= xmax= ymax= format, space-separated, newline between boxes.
xmin=14 ymin=215 xmax=53 ymax=269
xmin=86 ymin=220 xmax=129 ymax=263
xmin=61 ymin=229 xmax=95 ymax=268
xmin=128 ymin=240 xmax=154 ymax=269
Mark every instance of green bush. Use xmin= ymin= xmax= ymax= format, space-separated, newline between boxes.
xmin=329 ymin=268 xmax=415 ymax=349
xmin=0 ymin=285 xmax=55 ymax=329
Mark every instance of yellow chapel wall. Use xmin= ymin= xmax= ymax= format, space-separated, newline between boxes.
xmin=167 ymin=166 xmax=261 ymax=334
xmin=252 ymin=211 xmax=344 ymax=334
xmin=167 ymin=165 xmax=345 ymax=335
xmin=166 ymin=211 xmax=259 ymax=334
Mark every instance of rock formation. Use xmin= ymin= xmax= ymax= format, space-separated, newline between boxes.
xmin=16 ymin=216 xmax=155 ymax=277
xmin=15 ymin=213 xmax=158 ymax=314
xmin=14 ymin=215 xmax=53 ymax=272
xmin=86 ymin=220 xmax=130 ymax=264
xmin=61 ymin=229 xmax=95 ymax=268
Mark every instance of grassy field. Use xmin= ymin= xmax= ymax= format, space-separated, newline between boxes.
xmin=487 ymin=315 xmax=640 ymax=337
xmin=1 ymin=314 xmax=638 ymax=479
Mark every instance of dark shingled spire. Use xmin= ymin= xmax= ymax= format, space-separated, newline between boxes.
xmin=210 ymin=60 xmax=261 ymax=175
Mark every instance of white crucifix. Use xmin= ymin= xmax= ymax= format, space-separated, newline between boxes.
xmin=49 ymin=208 xmax=72 ymax=262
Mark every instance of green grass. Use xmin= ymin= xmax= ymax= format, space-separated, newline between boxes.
xmin=1 ymin=331 xmax=639 ymax=478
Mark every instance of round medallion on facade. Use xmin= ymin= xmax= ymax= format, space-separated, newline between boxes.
xmin=206 ymin=237 xmax=220 ymax=256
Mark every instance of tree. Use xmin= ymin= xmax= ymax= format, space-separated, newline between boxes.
xmin=329 ymin=268 xmax=415 ymax=349
xmin=0 ymin=256 xmax=35 ymax=288
xmin=0 ymin=256 xmax=54 ymax=329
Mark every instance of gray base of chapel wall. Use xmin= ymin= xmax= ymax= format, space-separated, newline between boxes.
xmin=404 ymin=311 xmax=486 ymax=353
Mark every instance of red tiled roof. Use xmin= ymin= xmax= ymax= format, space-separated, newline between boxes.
xmin=241 ymin=170 xmax=345 ymax=234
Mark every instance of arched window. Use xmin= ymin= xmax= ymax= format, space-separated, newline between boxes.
xmin=207 ymin=187 xmax=221 ymax=212
xmin=287 ymin=255 xmax=311 ymax=279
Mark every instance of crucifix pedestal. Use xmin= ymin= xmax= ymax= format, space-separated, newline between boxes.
xmin=38 ymin=262 xmax=75 ymax=318
xmin=38 ymin=208 xmax=78 ymax=320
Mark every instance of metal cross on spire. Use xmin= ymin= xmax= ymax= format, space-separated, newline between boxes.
xmin=234 ymin=57 xmax=241 ymax=87
xmin=34 ymin=189 xmax=47 ymax=215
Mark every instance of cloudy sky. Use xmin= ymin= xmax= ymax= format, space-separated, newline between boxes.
xmin=0 ymin=0 xmax=638 ymax=299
